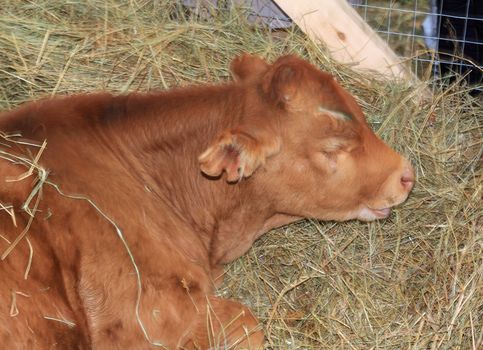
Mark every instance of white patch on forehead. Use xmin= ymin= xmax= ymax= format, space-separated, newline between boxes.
xmin=317 ymin=106 xmax=351 ymax=121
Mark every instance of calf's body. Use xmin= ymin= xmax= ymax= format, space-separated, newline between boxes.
xmin=0 ymin=55 xmax=414 ymax=348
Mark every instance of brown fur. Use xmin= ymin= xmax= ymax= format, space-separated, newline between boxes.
xmin=0 ymin=54 xmax=414 ymax=349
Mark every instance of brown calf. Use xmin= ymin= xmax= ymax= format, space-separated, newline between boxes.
xmin=0 ymin=54 xmax=414 ymax=348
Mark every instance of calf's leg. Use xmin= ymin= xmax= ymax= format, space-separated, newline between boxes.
xmin=184 ymin=296 xmax=263 ymax=349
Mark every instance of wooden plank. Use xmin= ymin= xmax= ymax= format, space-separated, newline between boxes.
xmin=273 ymin=0 xmax=412 ymax=80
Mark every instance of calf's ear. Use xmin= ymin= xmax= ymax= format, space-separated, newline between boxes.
xmin=230 ymin=53 xmax=269 ymax=82
xmin=262 ymin=61 xmax=301 ymax=108
xmin=198 ymin=128 xmax=280 ymax=182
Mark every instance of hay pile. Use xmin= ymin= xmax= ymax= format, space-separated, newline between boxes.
xmin=1 ymin=1 xmax=481 ymax=349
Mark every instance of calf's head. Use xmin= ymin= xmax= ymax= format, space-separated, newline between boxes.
xmin=199 ymin=54 xmax=414 ymax=222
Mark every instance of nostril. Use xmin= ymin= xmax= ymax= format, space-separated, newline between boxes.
xmin=401 ymin=176 xmax=413 ymax=189
xmin=400 ymin=168 xmax=415 ymax=191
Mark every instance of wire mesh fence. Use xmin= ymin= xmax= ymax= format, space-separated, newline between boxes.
xmin=351 ymin=0 xmax=482 ymax=92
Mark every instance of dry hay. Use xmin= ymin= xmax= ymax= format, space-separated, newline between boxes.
xmin=0 ymin=1 xmax=481 ymax=349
